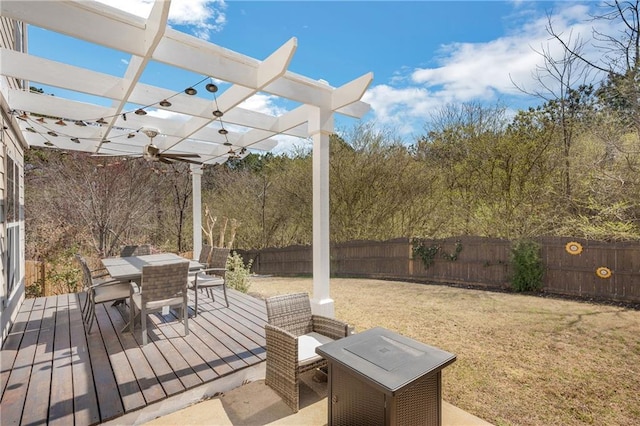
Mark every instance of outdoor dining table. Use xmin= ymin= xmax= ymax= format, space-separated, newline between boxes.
xmin=101 ymin=253 xmax=202 ymax=332
xmin=101 ymin=252 xmax=202 ymax=283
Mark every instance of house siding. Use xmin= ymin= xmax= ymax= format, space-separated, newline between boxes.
xmin=0 ymin=15 xmax=27 ymax=346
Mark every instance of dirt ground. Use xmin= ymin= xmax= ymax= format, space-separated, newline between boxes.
xmin=249 ymin=276 xmax=640 ymax=426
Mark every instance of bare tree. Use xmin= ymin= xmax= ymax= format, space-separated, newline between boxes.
xmin=159 ymin=162 xmax=193 ymax=253
xmin=548 ymin=1 xmax=640 ymax=135
xmin=512 ymin=23 xmax=594 ymax=199
xmin=26 ymin=151 xmax=156 ymax=257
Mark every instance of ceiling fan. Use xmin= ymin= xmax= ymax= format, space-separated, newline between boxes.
xmin=140 ymin=128 xmax=202 ymax=165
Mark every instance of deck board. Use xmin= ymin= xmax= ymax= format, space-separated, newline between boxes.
xmin=1 ymin=287 xmax=268 ymax=425
xmin=19 ymin=300 xmax=53 ymax=424
xmin=69 ymin=294 xmax=101 ymax=426
xmin=103 ymin=302 xmax=167 ymax=405
xmin=139 ymin=340 xmax=186 ymax=397
xmin=85 ymin=310 xmax=124 ymax=422
xmin=48 ymin=294 xmax=74 ymax=426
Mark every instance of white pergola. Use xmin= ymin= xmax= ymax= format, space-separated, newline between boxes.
xmin=0 ymin=0 xmax=372 ymax=316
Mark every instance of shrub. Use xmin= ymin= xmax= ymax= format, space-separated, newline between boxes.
xmin=510 ymin=239 xmax=544 ymax=292
xmin=46 ymin=247 xmax=82 ymax=295
xmin=225 ymin=251 xmax=253 ymax=293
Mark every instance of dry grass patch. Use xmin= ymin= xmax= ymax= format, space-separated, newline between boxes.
xmin=249 ymin=277 xmax=640 ymax=426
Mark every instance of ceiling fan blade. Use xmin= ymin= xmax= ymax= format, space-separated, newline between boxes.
xmin=172 ymin=157 xmax=203 ymax=165
xmin=92 ymin=153 xmax=141 ymax=157
xmin=161 ymin=153 xmax=201 ymax=159
xmin=158 ymin=157 xmax=173 ymax=164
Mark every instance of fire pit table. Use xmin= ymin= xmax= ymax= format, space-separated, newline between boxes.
xmin=316 ymin=326 xmax=456 ymax=426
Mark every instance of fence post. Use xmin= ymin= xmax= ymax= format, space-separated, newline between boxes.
xmin=41 ymin=262 xmax=49 ymax=296
xmin=408 ymin=239 xmax=414 ymax=277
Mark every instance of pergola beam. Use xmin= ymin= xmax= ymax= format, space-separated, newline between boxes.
xmin=332 ymin=72 xmax=374 ymax=111
xmin=98 ymin=0 xmax=170 ymax=150
xmin=0 ymin=1 xmax=147 ymax=54
xmin=164 ymin=37 xmax=296 ymax=152
xmin=235 ymin=104 xmax=310 ymax=147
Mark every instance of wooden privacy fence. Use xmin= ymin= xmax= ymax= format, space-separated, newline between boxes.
xmin=25 ymin=260 xmax=46 ymax=295
xmin=241 ymin=236 xmax=640 ymax=304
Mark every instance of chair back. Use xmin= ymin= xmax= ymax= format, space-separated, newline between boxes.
xmin=140 ymin=261 xmax=189 ymax=306
xmin=120 ymin=244 xmax=151 ymax=257
xmin=135 ymin=244 xmax=151 ymax=255
xmin=75 ymin=254 xmax=93 ymax=291
xmin=198 ymin=244 xmax=213 ymax=266
xmin=265 ymin=292 xmax=313 ymax=337
xmin=209 ymin=247 xmax=231 ymax=269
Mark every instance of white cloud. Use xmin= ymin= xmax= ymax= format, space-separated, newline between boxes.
xmin=271 ymin=134 xmax=310 ymax=155
xmin=364 ymin=2 xmax=618 ymax=136
xmin=97 ymin=0 xmax=226 ymax=40
xmin=239 ymin=93 xmax=287 ymax=117
xmin=362 ymin=85 xmax=439 ymax=136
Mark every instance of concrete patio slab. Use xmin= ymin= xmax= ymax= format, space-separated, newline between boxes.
xmin=146 ymin=371 xmax=492 ymax=426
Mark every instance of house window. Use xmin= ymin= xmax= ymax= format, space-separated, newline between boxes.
xmin=5 ymin=155 xmax=21 ymax=295
xmin=7 ymin=156 xmax=14 ymax=222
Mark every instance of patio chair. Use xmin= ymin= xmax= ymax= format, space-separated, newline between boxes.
xmin=102 ymin=244 xmax=151 ymax=306
xmin=264 ymin=292 xmax=350 ymax=412
xmin=120 ymin=244 xmax=151 ymax=257
xmin=188 ymin=247 xmax=230 ymax=315
xmin=130 ymin=260 xmax=190 ymax=345
xmin=76 ymin=254 xmax=131 ymax=333
xmin=196 ymin=244 xmax=213 ymax=267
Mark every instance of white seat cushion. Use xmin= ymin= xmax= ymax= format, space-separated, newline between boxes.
xmin=188 ymin=272 xmax=224 ymax=288
xmin=132 ymin=293 xmax=183 ymax=310
xmin=93 ymin=282 xmax=130 ymax=304
xmin=298 ymin=332 xmax=334 ymax=364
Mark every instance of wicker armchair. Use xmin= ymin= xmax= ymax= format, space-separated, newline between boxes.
xmin=188 ymin=247 xmax=230 ymax=315
xmin=130 ymin=260 xmax=190 ymax=345
xmin=264 ymin=292 xmax=349 ymax=412
xmin=76 ymin=254 xmax=131 ymax=333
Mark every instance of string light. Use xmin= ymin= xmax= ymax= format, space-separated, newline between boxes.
xmin=14 ymin=75 xmax=244 ymax=163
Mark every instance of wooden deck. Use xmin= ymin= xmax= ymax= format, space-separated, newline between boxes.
xmin=1 ymin=288 xmax=268 ymax=425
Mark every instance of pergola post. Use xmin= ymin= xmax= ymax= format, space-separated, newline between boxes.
xmin=191 ymin=164 xmax=203 ymax=260
xmin=309 ymin=106 xmax=334 ymax=317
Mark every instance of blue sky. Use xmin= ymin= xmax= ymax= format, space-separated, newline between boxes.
xmin=28 ymin=1 xmax=615 ymax=150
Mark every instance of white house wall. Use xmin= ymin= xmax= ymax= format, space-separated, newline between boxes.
xmin=0 ymin=15 xmax=26 ymax=347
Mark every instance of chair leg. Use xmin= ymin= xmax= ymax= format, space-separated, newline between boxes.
xmin=83 ymin=292 xmax=94 ymax=323
xmin=85 ymin=305 xmax=95 ymax=333
xmin=141 ymin=307 xmax=147 ymax=345
xmin=221 ymin=284 xmax=229 ymax=307
xmin=130 ymin=298 xmax=135 ymax=333
xmin=82 ymin=298 xmax=90 ymax=323
xmin=81 ymin=291 xmax=90 ymax=317
xmin=194 ymin=286 xmax=198 ymax=317
xmin=183 ymin=298 xmax=189 ymax=337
